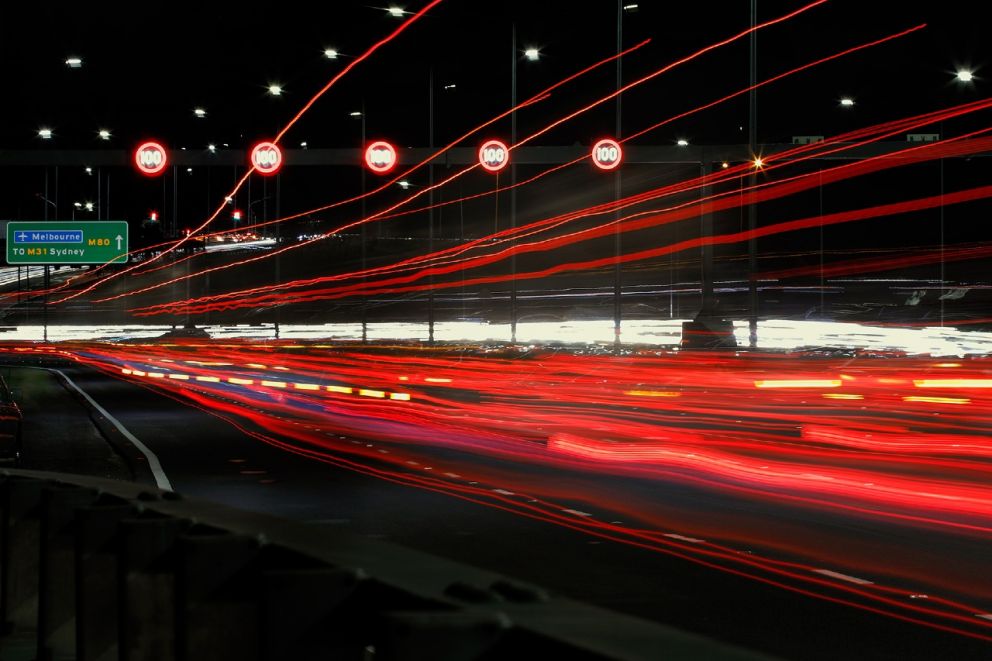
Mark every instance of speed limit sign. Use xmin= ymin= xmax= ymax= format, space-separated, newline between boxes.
xmin=251 ymin=141 xmax=283 ymax=175
xmin=365 ymin=141 xmax=397 ymax=174
xmin=478 ymin=139 xmax=509 ymax=173
xmin=134 ymin=141 xmax=168 ymax=176
xmin=591 ymin=138 xmax=622 ymax=170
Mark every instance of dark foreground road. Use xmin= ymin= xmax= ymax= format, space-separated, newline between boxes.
xmin=5 ymin=361 xmax=992 ymax=660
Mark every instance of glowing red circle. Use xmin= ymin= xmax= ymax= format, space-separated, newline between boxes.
xmin=591 ymin=139 xmax=623 ymax=171
xmin=251 ymin=141 xmax=283 ymax=175
xmin=365 ymin=141 xmax=397 ymax=173
xmin=134 ymin=141 xmax=168 ymax=175
xmin=478 ymin=139 xmax=509 ymax=173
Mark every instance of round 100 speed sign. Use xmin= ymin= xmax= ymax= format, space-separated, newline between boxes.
xmin=365 ymin=141 xmax=397 ymax=174
xmin=251 ymin=141 xmax=283 ymax=175
xmin=478 ymin=139 xmax=509 ymax=173
xmin=591 ymin=139 xmax=622 ymax=170
xmin=134 ymin=141 xmax=168 ymax=176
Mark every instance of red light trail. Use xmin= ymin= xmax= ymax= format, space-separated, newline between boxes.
xmin=129 ymin=129 xmax=992 ymax=317
xmin=80 ymin=24 xmax=935 ymax=311
xmin=65 ymin=0 xmax=829 ymax=307
xmin=9 ymin=341 xmax=992 ymax=642
xmin=52 ymin=0 xmax=446 ymax=304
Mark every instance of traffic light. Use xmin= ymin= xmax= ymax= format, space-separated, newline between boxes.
xmin=149 ymin=210 xmax=158 ymax=222
xmin=232 ymin=209 xmax=243 ymax=222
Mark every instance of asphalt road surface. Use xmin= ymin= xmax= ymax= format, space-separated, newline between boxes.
xmin=5 ymin=360 xmax=992 ymax=660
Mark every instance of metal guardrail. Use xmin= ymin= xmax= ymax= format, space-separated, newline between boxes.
xmin=0 ymin=469 xmax=773 ymax=661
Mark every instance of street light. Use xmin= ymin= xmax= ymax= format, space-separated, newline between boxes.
xmin=349 ymin=111 xmax=362 ymax=117
xmin=71 ymin=201 xmax=94 ymax=219
xmin=38 ymin=128 xmax=53 ymax=140
xmin=524 ymin=47 xmax=540 ymax=61
xmin=36 ymin=194 xmax=56 ymax=224
xmin=324 ymin=48 xmax=338 ymax=59
xmin=676 ymin=138 xmax=689 ymax=147
xmin=839 ymin=97 xmax=855 ymax=107
xmin=65 ymin=56 xmax=82 ymax=68
xmin=193 ymin=107 xmax=207 ymax=118
xmin=98 ymin=129 xmax=111 ymax=140
xmin=207 ymin=144 xmax=217 ymax=153
xmin=267 ymin=84 xmax=283 ymax=96
xmin=955 ymin=69 xmax=974 ymax=83
xmin=387 ymin=6 xmax=404 ymax=17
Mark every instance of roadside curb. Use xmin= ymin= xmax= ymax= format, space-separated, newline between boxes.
xmin=44 ymin=368 xmax=165 ymax=489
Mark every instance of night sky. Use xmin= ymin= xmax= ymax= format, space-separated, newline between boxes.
xmin=1 ymin=0 xmax=988 ymax=243
xmin=3 ymin=1 xmax=985 ymax=148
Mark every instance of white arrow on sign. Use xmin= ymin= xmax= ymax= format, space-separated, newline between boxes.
xmin=115 ymin=235 xmax=123 ymax=250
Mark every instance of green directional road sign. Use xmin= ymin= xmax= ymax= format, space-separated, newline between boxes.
xmin=6 ymin=221 xmax=129 ymax=265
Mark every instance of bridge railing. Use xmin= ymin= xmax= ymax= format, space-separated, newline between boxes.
xmin=0 ymin=469 xmax=770 ymax=661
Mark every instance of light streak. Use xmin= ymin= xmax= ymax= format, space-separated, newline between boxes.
xmin=135 ymin=177 xmax=992 ymax=316
xmin=755 ymin=379 xmax=843 ymax=388
xmin=124 ymin=98 xmax=992 ymax=317
xmin=903 ymin=396 xmax=971 ymax=405
xmin=85 ymin=1 xmax=830 ymax=306
xmin=84 ymin=41 xmax=651 ymax=303
xmin=52 ymin=0 xmax=446 ymax=304
xmin=913 ymin=380 xmax=992 ymax=388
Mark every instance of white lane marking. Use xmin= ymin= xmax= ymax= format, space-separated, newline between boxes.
xmin=443 ymin=472 xmax=461 ymax=479
xmin=562 ymin=508 xmax=592 ymax=517
xmin=664 ymin=533 xmax=705 ymax=543
xmin=814 ymin=569 xmax=874 ymax=585
xmin=51 ymin=369 xmax=173 ymax=491
xmin=492 ymin=488 xmax=515 ymax=496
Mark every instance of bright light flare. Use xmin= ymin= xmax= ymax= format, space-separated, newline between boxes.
xmin=955 ymin=69 xmax=974 ymax=83
xmin=903 ymin=396 xmax=971 ymax=405
xmin=755 ymin=379 xmax=843 ymax=389
xmin=913 ymin=379 xmax=992 ymax=389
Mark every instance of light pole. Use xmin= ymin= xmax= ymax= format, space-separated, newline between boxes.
xmin=614 ymin=1 xmax=624 ymax=353
xmin=37 ymin=194 xmax=56 ymax=218
xmin=28 ymin=193 xmax=57 ymax=308
xmin=352 ymin=105 xmax=368 ymax=342
xmin=247 ymin=197 xmax=271 ymax=229
xmin=511 ymin=25 xmax=518 ymax=344
xmin=510 ymin=29 xmax=539 ymax=344
xmin=428 ymin=69 xmax=436 ymax=345
xmin=747 ymin=0 xmax=758 ymax=348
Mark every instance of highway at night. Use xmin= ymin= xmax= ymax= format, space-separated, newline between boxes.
xmin=5 ymin=342 xmax=991 ymax=658
xmin=3 ymin=0 xmax=992 ymax=658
